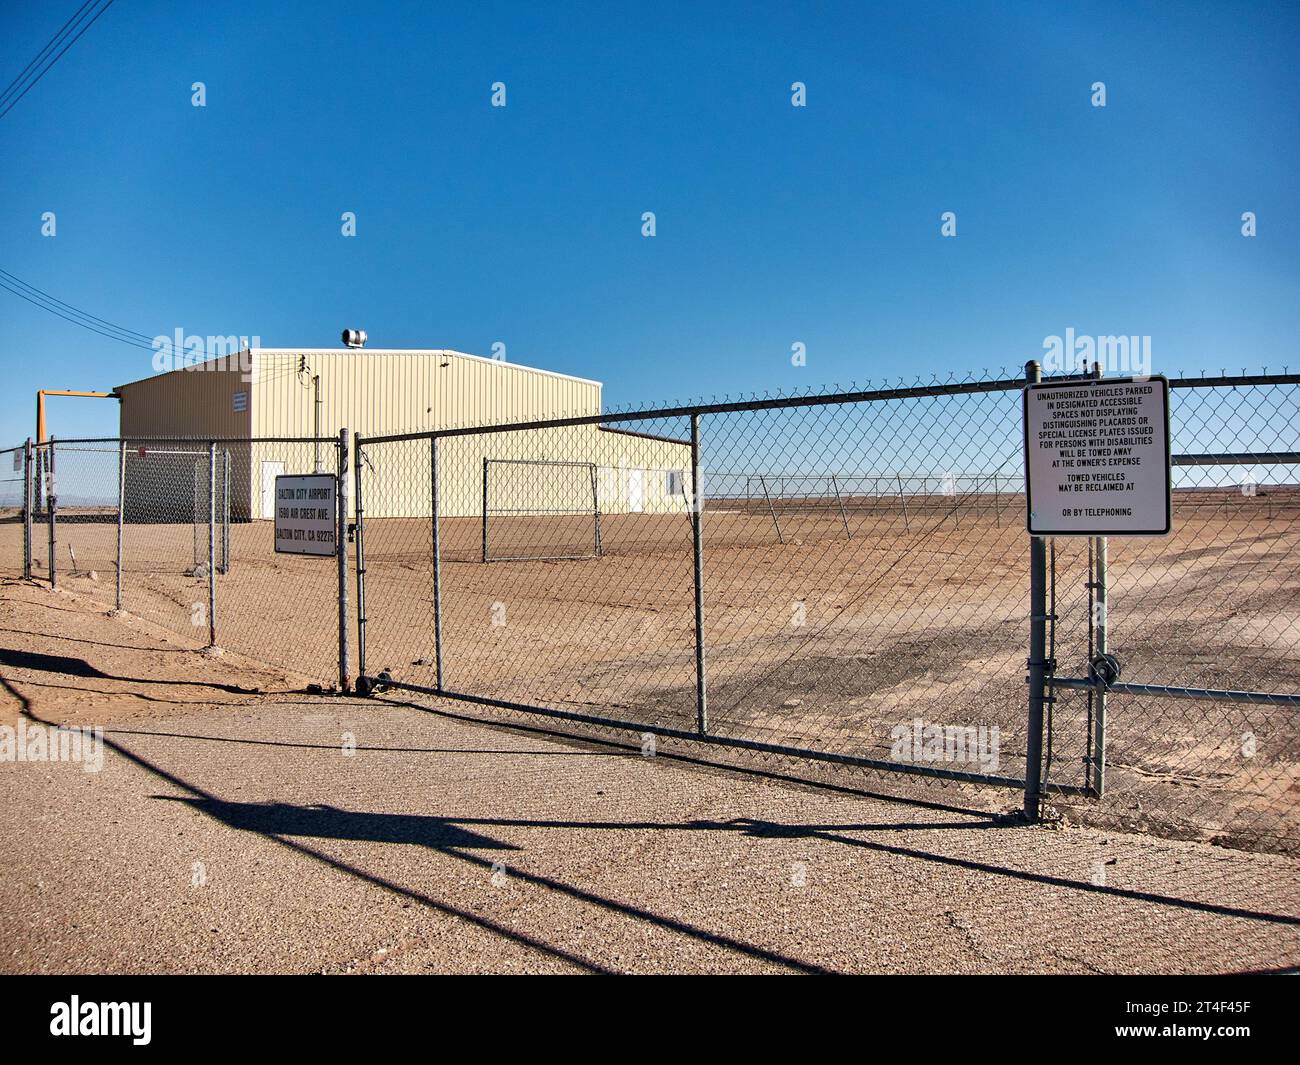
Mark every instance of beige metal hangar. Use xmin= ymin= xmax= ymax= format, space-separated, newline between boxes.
xmin=114 ymin=347 xmax=693 ymax=521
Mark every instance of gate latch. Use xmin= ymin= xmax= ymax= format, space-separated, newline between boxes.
xmin=1088 ymin=653 xmax=1122 ymax=690
xmin=347 ymin=522 xmax=357 ymax=543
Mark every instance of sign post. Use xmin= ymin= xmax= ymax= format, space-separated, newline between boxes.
xmin=1023 ymin=375 xmax=1172 ymax=536
xmin=1022 ymin=368 xmax=1172 ymax=817
xmin=274 ymin=474 xmax=338 ymax=556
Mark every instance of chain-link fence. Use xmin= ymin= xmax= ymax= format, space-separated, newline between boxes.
xmin=0 ymin=443 xmax=28 ymax=577
xmin=12 ymin=435 xmax=347 ymax=687
xmin=353 ymin=379 xmax=1043 ymax=826
xmin=3 ymin=369 xmax=1295 ymax=856
xmin=1047 ymin=376 xmax=1300 ymax=852
xmin=353 ymin=369 xmax=1299 ymax=856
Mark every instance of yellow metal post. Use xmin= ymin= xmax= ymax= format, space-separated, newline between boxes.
xmin=36 ymin=389 xmax=114 ymax=442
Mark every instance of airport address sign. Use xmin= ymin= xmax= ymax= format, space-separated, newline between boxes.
xmin=273 ymin=474 xmax=337 ymax=556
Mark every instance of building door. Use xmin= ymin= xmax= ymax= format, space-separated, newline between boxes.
xmin=627 ymin=468 xmax=644 ymax=513
xmin=261 ymin=461 xmax=284 ymax=519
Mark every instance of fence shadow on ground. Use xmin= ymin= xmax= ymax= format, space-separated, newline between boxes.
xmin=4 ymin=661 xmax=1295 ymax=973
xmin=0 ymin=646 xmax=260 ymax=695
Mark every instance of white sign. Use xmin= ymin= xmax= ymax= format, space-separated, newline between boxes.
xmin=273 ymin=474 xmax=337 ymax=555
xmin=1023 ymin=375 xmax=1171 ymax=536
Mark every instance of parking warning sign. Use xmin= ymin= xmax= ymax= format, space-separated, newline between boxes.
xmin=1023 ymin=376 xmax=1171 ymax=536
xmin=273 ymin=474 xmax=338 ymax=555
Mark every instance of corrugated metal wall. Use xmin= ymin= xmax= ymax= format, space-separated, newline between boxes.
xmin=245 ymin=349 xmax=606 ymax=517
xmin=250 ymin=349 xmax=601 ymax=440
xmin=115 ymin=350 xmax=688 ymax=521
xmin=359 ymin=424 xmax=693 ymax=520
xmin=117 ymin=361 xmax=254 ymax=520
xmin=118 ymin=361 xmax=252 ymax=439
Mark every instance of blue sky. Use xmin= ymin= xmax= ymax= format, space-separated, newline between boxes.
xmin=1 ymin=0 xmax=1296 ymax=442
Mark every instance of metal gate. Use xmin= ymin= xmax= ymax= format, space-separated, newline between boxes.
xmin=352 ymin=371 xmax=1060 ymax=807
xmin=14 ymin=433 xmax=351 ymax=690
xmin=351 ymin=367 xmax=1299 ymax=852
xmin=9 ymin=372 xmax=1286 ymax=848
xmin=1037 ymin=374 xmax=1300 ymax=851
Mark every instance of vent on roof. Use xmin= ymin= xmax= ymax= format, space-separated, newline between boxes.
xmin=341 ymin=329 xmax=368 ymax=348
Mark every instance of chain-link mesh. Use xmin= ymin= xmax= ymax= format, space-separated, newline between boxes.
xmin=356 ymin=380 xmax=1037 ymax=824
xmin=694 ymin=394 xmax=1027 ymax=784
xmin=221 ymin=439 xmax=344 ymax=684
xmin=483 ymin=458 xmax=602 ymax=561
xmin=37 ymin=442 xmax=121 ymax=612
xmin=356 ymin=371 xmax=1298 ymax=856
xmin=11 ymin=437 xmax=346 ymax=688
xmin=0 ymin=444 xmax=27 ymax=575
xmin=357 ymin=420 xmax=702 ymax=730
xmin=2 ymin=371 xmax=1294 ymax=856
xmin=1047 ymin=379 xmax=1299 ymax=854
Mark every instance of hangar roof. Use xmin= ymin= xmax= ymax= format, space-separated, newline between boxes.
xmin=116 ymin=347 xmax=602 ymax=392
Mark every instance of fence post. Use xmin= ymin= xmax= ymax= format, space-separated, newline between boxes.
xmin=191 ymin=456 xmax=202 ymax=570
xmin=354 ymin=439 xmax=368 ymax=687
xmin=430 ymin=435 xmax=444 ymax=691
xmin=22 ymin=438 xmax=33 ymax=580
xmin=691 ymin=414 xmax=708 ymax=735
xmin=337 ymin=430 xmax=351 ymax=692
xmin=481 ymin=457 xmax=489 ymax=563
xmin=115 ymin=440 xmax=126 ymax=611
xmin=47 ymin=439 xmax=57 ymax=589
xmin=758 ymin=474 xmax=784 ymax=544
xmin=1092 ymin=534 xmax=1108 ymax=798
xmin=1024 ymin=360 xmax=1048 ymax=821
xmin=222 ymin=449 xmax=231 ymax=574
xmin=35 ymin=441 xmax=45 ymax=515
xmin=590 ymin=463 xmax=603 ymax=557
xmin=897 ymin=473 xmax=909 ymax=532
xmin=831 ymin=473 xmax=851 ymax=539
xmin=207 ymin=441 xmax=217 ymax=648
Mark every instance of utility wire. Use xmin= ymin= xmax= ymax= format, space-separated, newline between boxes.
xmin=0 ymin=267 xmax=156 ymax=344
xmin=1 ymin=268 xmax=267 ymax=368
xmin=0 ymin=0 xmax=117 ymax=120
xmin=0 ymin=274 xmax=157 ymax=351
xmin=0 ymin=0 xmax=96 ymax=109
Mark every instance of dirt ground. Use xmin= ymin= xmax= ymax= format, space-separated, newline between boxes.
xmin=2 ymin=491 xmax=1297 ymax=855
xmin=0 ymin=579 xmax=1297 ymax=974
xmin=365 ymin=497 xmax=1300 ymax=854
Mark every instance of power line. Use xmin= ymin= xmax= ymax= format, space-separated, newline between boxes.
xmin=0 ymin=268 xmax=260 ymax=367
xmin=0 ymin=1 xmax=96 ymax=109
xmin=0 ymin=0 xmax=114 ymax=118
xmin=0 ymin=276 xmax=157 ymax=351
xmin=0 ymin=268 xmax=156 ymax=344
xmin=0 ymin=0 xmax=117 ymax=121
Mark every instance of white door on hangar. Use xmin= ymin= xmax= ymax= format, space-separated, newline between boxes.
xmin=627 ymin=468 xmax=644 ymax=513
xmin=261 ymin=461 xmax=284 ymax=518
